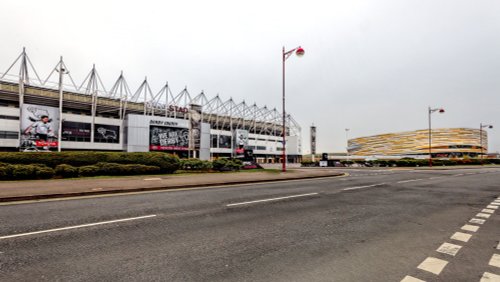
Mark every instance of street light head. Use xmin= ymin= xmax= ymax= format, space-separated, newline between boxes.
xmin=438 ymin=108 xmax=445 ymax=113
xmin=489 ymin=125 xmax=493 ymax=129
xmin=295 ymin=47 xmax=305 ymax=57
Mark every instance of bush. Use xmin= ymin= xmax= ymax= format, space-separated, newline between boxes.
xmin=0 ymin=152 xmax=180 ymax=174
xmin=78 ymin=165 xmax=100 ymax=177
xmin=55 ymin=164 xmax=79 ymax=178
xmin=35 ymin=166 xmax=55 ymax=179
xmin=212 ymin=158 xmax=243 ymax=172
xmin=95 ymin=162 xmax=160 ymax=176
xmin=11 ymin=164 xmax=37 ymax=180
xmin=301 ymin=160 xmax=318 ymax=167
xmin=180 ymin=159 xmax=213 ymax=171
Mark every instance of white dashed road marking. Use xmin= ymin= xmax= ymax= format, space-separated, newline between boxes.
xmin=476 ymin=213 xmax=491 ymax=219
xmin=450 ymin=232 xmax=472 ymax=243
xmin=487 ymin=205 xmax=499 ymax=210
xmin=482 ymin=209 xmax=496 ymax=214
xmin=226 ymin=193 xmax=319 ymax=207
xmin=436 ymin=242 xmax=462 ymax=256
xmin=480 ymin=272 xmax=500 ymax=282
xmin=470 ymin=218 xmax=486 ymax=225
xmin=144 ymin=178 xmax=162 ymax=181
xmin=400 ymin=275 xmax=425 ymax=282
xmin=461 ymin=224 xmax=480 ymax=232
xmin=0 ymin=215 xmax=157 ymax=240
xmin=489 ymin=254 xmax=500 ymax=268
xmin=342 ymin=183 xmax=386 ymax=191
xmin=490 ymin=203 xmax=500 ymax=206
xmin=397 ymin=179 xmax=423 ymax=183
xmin=417 ymin=257 xmax=448 ymax=275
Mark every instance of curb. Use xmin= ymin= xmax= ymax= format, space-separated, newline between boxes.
xmin=0 ymin=173 xmax=346 ymax=203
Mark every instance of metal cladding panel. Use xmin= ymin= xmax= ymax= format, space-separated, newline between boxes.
xmin=199 ymin=123 xmax=211 ymax=160
xmin=348 ymin=128 xmax=486 ymax=156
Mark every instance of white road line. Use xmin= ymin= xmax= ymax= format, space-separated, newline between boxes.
xmin=397 ymin=179 xmax=423 ymax=183
xmin=144 ymin=178 xmax=162 ymax=181
xmin=461 ymin=224 xmax=480 ymax=232
xmin=0 ymin=214 xmax=157 ymax=240
xmin=476 ymin=213 xmax=491 ymax=219
xmin=452 ymin=174 xmax=464 ymax=177
xmin=490 ymin=202 xmax=500 ymax=206
xmin=487 ymin=205 xmax=499 ymax=210
xmin=482 ymin=209 xmax=496 ymax=214
xmin=470 ymin=218 xmax=486 ymax=225
xmin=226 ymin=193 xmax=318 ymax=207
xmin=417 ymin=257 xmax=448 ymax=275
xmin=400 ymin=275 xmax=425 ymax=282
xmin=436 ymin=242 xmax=462 ymax=256
xmin=497 ymin=242 xmax=500 ymax=250
xmin=489 ymin=254 xmax=500 ymax=268
xmin=342 ymin=183 xmax=386 ymax=191
xmin=480 ymin=272 xmax=500 ymax=282
xmin=429 ymin=176 xmax=444 ymax=179
xmin=450 ymin=232 xmax=472 ymax=242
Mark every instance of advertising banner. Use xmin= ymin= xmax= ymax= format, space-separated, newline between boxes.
xmin=234 ymin=129 xmax=249 ymax=156
xmin=150 ymin=125 xmax=189 ymax=151
xmin=20 ymin=103 xmax=59 ymax=150
xmin=94 ymin=124 xmax=120 ymax=143
xmin=189 ymin=104 xmax=202 ymax=150
xmin=310 ymin=126 xmax=316 ymax=155
xmin=218 ymin=135 xmax=232 ymax=149
xmin=62 ymin=121 xmax=91 ymax=141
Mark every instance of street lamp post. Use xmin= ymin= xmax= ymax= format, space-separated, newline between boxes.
xmin=56 ymin=57 xmax=69 ymax=153
xmin=282 ymin=46 xmax=304 ymax=172
xmin=480 ymin=123 xmax=493 ymax=160
xmin=428 ymin=106 xmax=445 ymax=167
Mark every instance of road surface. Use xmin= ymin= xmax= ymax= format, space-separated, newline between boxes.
xmin=1 ymin=168 xmax=500 ymax=281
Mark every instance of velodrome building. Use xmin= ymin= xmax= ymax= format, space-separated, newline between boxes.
xmin=348 ymin=128 xmax=488 ymax=158
xmin=0 ymin=49 xmax=302 ymax=163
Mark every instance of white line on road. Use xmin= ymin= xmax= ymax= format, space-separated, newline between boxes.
xmin=397 ymin=179 xmax=424 ymax=183
xmin=470 ymin=218 xmax=486 ymax=225
xmin=342 ymin=183 xmax=386 ymax=191
xmin=144 ymin=178 xmax=162 ymax=181
xmin=487 ymin=205 xmax=499 ymax=210
xmin=226 ymin=193 xmax=319 ymax=207
xmin=480 ymin=272 xmax=500 ymax=282
xmin=450 ymin=232 xmax=472 ymax=242
xmin=436 ymin=242 xmax=462 ymax=256
xmin=0 ymin=214 xmax=157 ymax=240
xmin=461 ymin=224 xmax=480 ymax=232
xmin=476 ymin=213 xmax=491 ymax=219
xmin=482 ymin=209 xmax=496 ymax=214
xmin=400 ymin=275 xmax=425 ymax=282
xmin=489 ymin=254 xmax=500 ymax=268
xmin=452 ymin=174 xmax=464 ymax=177
xmin=417 ymin=257 xmax=448 ymax=275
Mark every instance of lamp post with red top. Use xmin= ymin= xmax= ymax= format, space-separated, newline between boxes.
xmin=282 ymin=46 xmax=304 ymax=172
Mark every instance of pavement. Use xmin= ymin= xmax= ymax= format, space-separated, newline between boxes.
xmin=0 ymin=168 xmax=345 ymax=202
xmin=1 ymin=167 xmax=500 ymax=281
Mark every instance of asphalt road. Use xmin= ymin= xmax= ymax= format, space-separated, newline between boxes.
xmin=1 ymin=168 xmax=500 ymax=282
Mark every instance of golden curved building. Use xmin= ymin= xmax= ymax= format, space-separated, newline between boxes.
xmin=348 ymin=128 xmax=487 ymax=157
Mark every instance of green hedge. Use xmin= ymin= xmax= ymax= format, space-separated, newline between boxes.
xmin=0 ymin=163 xmax=55 ymax=180
xmin=212 ymin=158 xmax=243 ymax=171
xmin=0 ymin=152 xmax=180 ymax=173
xmin=179 ymin=159 xmax=213 ymax=171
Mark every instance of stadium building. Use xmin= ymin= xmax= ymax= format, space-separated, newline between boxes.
xmin=0 ymin=49 xmax=302 ymax=163
xmin=348 ymin=128 xmax=488 ymax=158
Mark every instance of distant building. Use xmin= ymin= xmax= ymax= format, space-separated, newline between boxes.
xmin=348 ymin=128 xmax=487 ymax=158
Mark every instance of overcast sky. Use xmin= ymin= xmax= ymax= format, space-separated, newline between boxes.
xmin=1 ymin=0 xmax=499 ymax=153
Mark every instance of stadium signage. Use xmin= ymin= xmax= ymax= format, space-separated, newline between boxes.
xmin=168 ymin=105 xmax=189 ymax=113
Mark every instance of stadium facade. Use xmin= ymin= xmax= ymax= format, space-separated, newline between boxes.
xmin=0 ymin=49 xmax=302 ymax=163
xmin=348 ymin=128 xmax=488 ymax=158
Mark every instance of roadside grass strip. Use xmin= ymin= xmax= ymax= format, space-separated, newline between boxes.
xmin=436 ymin=242 xmax=462 ymax=256
xmin=417 ymin=257 xmax=448 ymax=275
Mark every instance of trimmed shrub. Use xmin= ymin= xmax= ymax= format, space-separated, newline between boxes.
xmin=95 ymin=162 xmax=160 ymax=176
xmin=35 ymin=166 xmax=55 ymax=179
xmin=11 ymin=164 xmax=37 ymax=180
xmin=212 ymin=158 xmax=243 ymax=171
xmin=55 ymin=164 xmax=79 ymax=178
xmin=78 ymin=165 xmax=100 ymax=177
xmin=0 ymin=152 xmax=180 ymax=174
xmin=180 ymin=159 xmax=213 ymax=171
